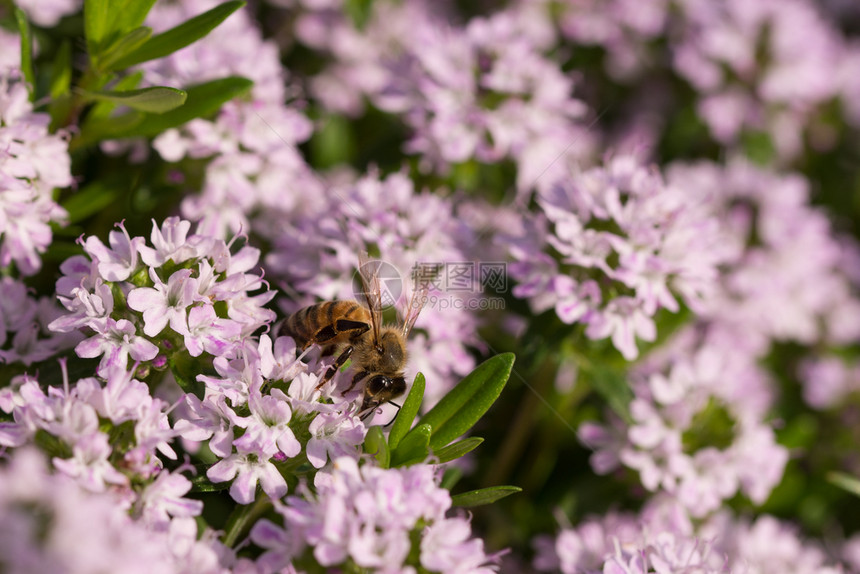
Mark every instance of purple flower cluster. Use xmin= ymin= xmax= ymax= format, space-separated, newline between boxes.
xmin=253 ymin=457 xmax=500 ymax=573
xmin=666 ymin=159 xmax=860 ymax=353
xmin=506 ymin=153 xmax=727 ymax=359
xmin=581 ymin=326 xmax=787 ymax=517
xmin=0 ymin=71 xmax=72 ymax=275
xmin=295 ymin=0 xmax=595 ymax=182
xmin=179 ymin=333 xmax=369 ymax=504
xmin=0 ymin=277 xmax=79 ymax=366
xmin=49 ymin=217 xmax=275 ymax=375
xmin=0 ymin=448 xmax=229 ymax=573
xmin=140 ymin=0 xmax=319 ymax=239
xmin=533 ymin=497 xmax=848 ymax=573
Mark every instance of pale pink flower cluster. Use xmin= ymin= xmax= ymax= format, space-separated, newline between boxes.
xmin=0 ymin=448 xmax=230 ymax=574
xmin=295 ymin=0 xmax=595 ymax=185
xmin=252 ymin=457 xmax=500 ymax=573
xmin=534 ymin=497 xmax=849 ymax=573
xmin=0 ymin=71 xmax=72 ymax=275
xmin=181 ymin=334 xmax=369 ymax=505
xmin=0 ymin=277 xmax=79 ymax=365
xmin=140 ymin=0 xmax=319 ymax=239
xmin=581 ymin=327 xmax=787 ymax=517
xmin=666 ymin=159 xmax=860 ymax=353
xmin=0 ymin=361 xmax=183 ymax=486
xmin=506 ymin=154 xmax=728 ymax=360
xmin=49 ymin=217 xmax=275 ymax=376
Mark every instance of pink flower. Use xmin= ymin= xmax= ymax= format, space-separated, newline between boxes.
xmin=127 ymin=268 xmax=199 ymax=337
xmin=207 ymin=451 xmax=287 ymax=505
xmin=306 ymin=409 xmax=366 ymax=468
xmin=74 ymin=318 xmax=159 ymax=374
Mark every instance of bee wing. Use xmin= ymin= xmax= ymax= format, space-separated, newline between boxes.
xmin=358 ymin=251 xmax=383 ymax=347
xmin=401 ymin=282 xmax=429 ymax=339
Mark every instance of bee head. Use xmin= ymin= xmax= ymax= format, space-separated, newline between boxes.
xmin=361 ymin=374 xmax=406 ymax=414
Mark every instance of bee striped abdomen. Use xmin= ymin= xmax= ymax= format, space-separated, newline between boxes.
xmin=281 ymin=300 xmax=371 ymax=348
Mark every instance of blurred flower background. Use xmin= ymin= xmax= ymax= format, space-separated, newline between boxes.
xmin=1 ymin=0 xmax=860 ymax=572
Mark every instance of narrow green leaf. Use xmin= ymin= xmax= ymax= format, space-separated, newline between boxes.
xmin=432 ymin=437 xmax=484 ymax=464
xmin=14 ymin=9 xmax=35 ymax=94
xmin=387 ymin=373 xmax=425 ymax=450
xmin=61 ymin=182 xmax=120 ymax=224
xmin=112 ymin=0 xmax=158 ymax=34
xmin=72 ymin=76 xmax=252 ymax=148
xmin=50 ymin=41 xmax=73 ymax=99
xmin=85 ymin=0 xmax=111 ymax=54
xmin=111 ymin=1 xmax=246 ymax=69
xmin=100 ymin=27 xmax=153 ymax=71
xmin=828 ymin=472 xmax=860 ymax=498
xmin=419 ymin=353 xmax=514 ymax=450
xmin=86 ymin=71 xmax=143 ymax=122
xmin=363 ymin=426 xmax=390 ymax=469
xmin=80 ymin=86 xmax=187 ymax=114
xmin=451 ymin=486 xmax=522 ymax=508
xmin=390 ymin=423 xmax=431 ymax=467
xmin=122 ymin=76 xmax=252 ymax=137
xmin=587 ymin=365 xmax=633 ymax=423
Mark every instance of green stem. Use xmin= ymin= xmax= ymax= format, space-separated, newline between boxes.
xmin=221 ymin=494 xmax=271 ymax=548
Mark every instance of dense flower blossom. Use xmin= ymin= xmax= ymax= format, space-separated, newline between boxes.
xmin=139 ymin=0 xmax=319 ymax=238
xmin=252 ymin=457 xmax=499 ymax=572
xmin=0 ymin=448 xmax=228 ymax=573
xmin=0 ymin=277 xmax=79 ymax=365
xmin=294 ymin=0 xmax=595 ymax=184
xmin=533 ymin=498 xmax=849 ymax=573
xmin=581 ymin=326 xmax=787 ymax=517
xmin=0 ymin=71 xmax=71 ymax=275
xmin=49 ymin=217 xmax=276 ymax=375
xmin=666 ymin=159 xmax=860 ymax=352
xmin=506 ymin=153 xmax=728 ymax=359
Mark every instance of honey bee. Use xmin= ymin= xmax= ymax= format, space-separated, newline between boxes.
xmin=278 ymin=253 xmax=428 ymax=419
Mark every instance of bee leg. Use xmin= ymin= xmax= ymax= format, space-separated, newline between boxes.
xmin=316 ymin=346 xmax=354 ymax=389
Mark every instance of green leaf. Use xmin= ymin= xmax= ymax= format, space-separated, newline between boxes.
xmin=50 ymin=41 xmax=73 ymax=99
xmin=72 ymin=76 xmax=252 ymax=148
xmin=100 ymin=27 xmax=153 ymax=71
xmin=121 ymin=76 xmax=251 ymax=136
xmin=419 ymin=353 xmax=514 ymax=450
xmin=387 ymin=373 xmax=425 ymax=450
xmin=112 ymin=0 xmax=158 ymax=34
xmin=61 ymin=182 xmax=121 ymax=224
xmin=84 ymin=0 xmax=112 ymax=54
xmin=80 ymin=86 xmax=187 ymax=113
xmin=451 ymin=486 xmax=522 ymax=508
xmin=390 ymin=423 xmax=431 ymax=467
xmin=85 ymin=71 xmax=143 ymax=122
xmin=110 ymin=1 xmax=246 ymax=69
xmin=587 ymin=365 xmax=633 ymax=423
xmin=432 ymin=437 xmax=484 ymax=465
xmin=363 ymin=426 xmax=390 ymax=469
xmin=828 ymin=472 xmax=860 ymax=498
xmin=14 ymin=9 xmax=35 ymax=94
